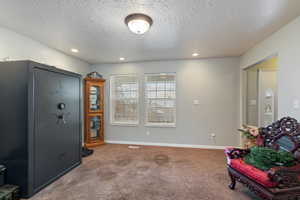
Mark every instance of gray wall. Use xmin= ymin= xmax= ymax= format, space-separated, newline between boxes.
xmin=0 ymin=26 xmax=90 ymax=75
xmin=241 ymin=15 xmax=300 ymax=121
xmin=92 ymin=58 xmax=240 ymax=147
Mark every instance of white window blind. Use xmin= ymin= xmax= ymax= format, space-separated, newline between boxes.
xmin=110 ymin=74 xmax=139 ymax=125
xmin=145 ymin=73 xmax=176 ymax=127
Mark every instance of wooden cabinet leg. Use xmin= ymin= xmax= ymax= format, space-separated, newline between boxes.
xmin=228 ymin=171 xmax=236 ymax=190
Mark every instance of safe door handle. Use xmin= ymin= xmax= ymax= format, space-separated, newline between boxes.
xmin=53 ymin=112 xmax=70 ymax=124
xmin=57 ymin=114 xmax=66 ymax=124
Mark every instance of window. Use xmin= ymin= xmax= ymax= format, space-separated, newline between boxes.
xmin=110 ymin=74 xmax=139 ymax=125
xmin=145 ymin=73 xmax=176 ymax=127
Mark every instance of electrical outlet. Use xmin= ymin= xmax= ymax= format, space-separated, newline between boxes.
xmin=193 ymin=99 xmax=200 ymax=105
xmin=210 ymin=133 xmax=217 ymax=144
xmin=293 ymin=99 xmax=300 ymax=109
xmin=2 ymin=56 xmax=10 ymax=61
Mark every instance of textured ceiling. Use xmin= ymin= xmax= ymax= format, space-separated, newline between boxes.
xmin=0 ymin=0 xmax=300 ymax=64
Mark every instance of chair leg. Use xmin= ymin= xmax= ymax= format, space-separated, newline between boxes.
xmin=228 ymin=171 xmax=236 ymax=190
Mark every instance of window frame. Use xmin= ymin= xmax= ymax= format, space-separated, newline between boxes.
xmin=144 ymin=73 xmax=177 ymax=128
xmin=109 ymin=74 xmax=139 ymax=126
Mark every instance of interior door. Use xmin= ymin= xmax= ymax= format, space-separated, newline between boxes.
xmin=33 ymin=68 xmax=80 ymax=190
xmin=258 ymin=69 xmax=277 ymax=127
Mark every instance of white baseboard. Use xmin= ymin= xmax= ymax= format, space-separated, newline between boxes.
xmin=105 ymin=140 xmax=229 ymax=150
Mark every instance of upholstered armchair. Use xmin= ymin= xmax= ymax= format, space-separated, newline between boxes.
xmin=225 ymin=117 xmax=300 ymax=200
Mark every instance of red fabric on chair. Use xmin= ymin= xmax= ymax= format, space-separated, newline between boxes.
xmin=230 ymin=159 xmax=278 ymax=188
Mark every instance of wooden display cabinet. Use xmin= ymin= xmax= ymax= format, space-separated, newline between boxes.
xmin=84 ymin=76 xmax=105 ymax=147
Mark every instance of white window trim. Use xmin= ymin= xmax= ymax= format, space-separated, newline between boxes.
xmin=144 ymin=122 xmax=176 ymax=128
xmin=144 ymin=73 xmax=177 ymax=128
xmin=109 ymin=74 xmax=139 ymax=126
xmin=111 ymin=122 xmax=139 ymax=126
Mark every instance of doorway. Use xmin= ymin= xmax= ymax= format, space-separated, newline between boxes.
xmin=244 ymin=56 xmax=278 ymax=127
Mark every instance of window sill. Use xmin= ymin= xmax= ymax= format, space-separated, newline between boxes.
xmin=144 ymin=123 xmax=176 ymax=128
xmin=111 ymin=122 xmax=139 ymax=127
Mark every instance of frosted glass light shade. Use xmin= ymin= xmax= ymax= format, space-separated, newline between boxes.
xmin=128 ymin=19 xmax=150 ymax=34
xmin=125 ymin=13 xmax=153 ymax=35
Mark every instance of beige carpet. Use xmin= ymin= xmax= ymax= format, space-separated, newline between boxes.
xmin=29 ymin=144 xmax=260 ymax=200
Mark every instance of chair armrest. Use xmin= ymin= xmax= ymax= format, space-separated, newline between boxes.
xmin=268 ymin=165 xmax=300 ymax=188
xmin=225 ymin=147 xmax=250 ymax=159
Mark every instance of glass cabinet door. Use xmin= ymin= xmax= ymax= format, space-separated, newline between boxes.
xmin=84 ymin=78 xmax=105 ymax=147
xmin=88 ymin=114 xmax=104 ymax=142
xmin=87 ymin=82 xmax=103 ymax=113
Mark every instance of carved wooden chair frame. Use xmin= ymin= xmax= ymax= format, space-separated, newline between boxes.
xmin=226 ymin=117 xmax=300 ymax=200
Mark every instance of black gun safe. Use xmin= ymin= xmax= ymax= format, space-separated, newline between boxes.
xmin=0 ymin=61 xmax=82 ymax=198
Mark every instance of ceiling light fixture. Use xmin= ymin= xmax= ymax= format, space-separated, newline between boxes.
xmin=71 ymin=48 xmax=79 ymax=53
xmin=125 ymin=13 xmax=153 ymax=35
xmin=192 ymin=53 xmax=199 ymax=57
xmin=119 ymin=57 xmax=125 ymax=61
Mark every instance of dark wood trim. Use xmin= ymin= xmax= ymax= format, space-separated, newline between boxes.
xmin=84 ymin=77 xmax=105 ymax=82
xmin=261 ymin=117 xmax=300 ymax=153
xmin=228 ymin=167 xmax=275 ymax=200
xmin=227 ymin=117 xmax=300 ymax=200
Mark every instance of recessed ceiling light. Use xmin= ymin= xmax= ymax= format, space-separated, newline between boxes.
xmin=192 ymin=53 xmax=199 ymax=57
xmin=125 ymin=13 xmax=153 ymax=35
xmin=71 ymin=48 xmax=79 ymax=53
xmin=119 ymin=57 xmax=125 ymax=61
